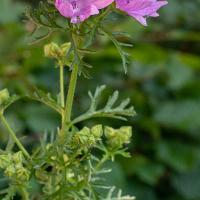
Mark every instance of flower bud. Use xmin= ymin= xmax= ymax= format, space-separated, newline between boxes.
xmin=44 ymin=42 xmax=61 ymax=59
xmin=46 ymin=143 xmax=53 ymax=150
xmin=0 ymin=89 xmax=10 ymax=105
xmin=35 ymin=169 xmax=49 ymax=182
xmin=104 ymin=126 xmax=132 ymax=148
xmin=63 ymin=154 xmax=69 ymax=163
xmin=44 ymin=42 xmax=71 ymax=63
xmin=91 ymin=125 xmax=103 ymax=139
xmin=119 ymin=126 xmax=132 ymax=144
xmin=104 ymin=127 xmax=115 ymax=139
xmin=12 ymin=151 xmax=23 ymax=164
xmin=5 ymin=165 xmax=15 ymax=177
xmin=51 ymin=156 xmax=56 ymax=161
xmin=0 ymin=154 xmax=11 ymax=169
xmin=73 ymin=127 xmax=95 ymax=148
xmin=60 ymin=42 xmax=71 ymax=57
xmin=16 ymin=167 xmax=30 ymax=182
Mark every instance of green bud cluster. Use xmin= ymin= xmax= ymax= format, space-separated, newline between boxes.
xmin=0 ymin=151 xmax=30 ymax=183
xmin=72 ymin=125 xmax=103 ymax=148
xmin=104 ymin=126 xmax=132 ymax=148
xmin=44 ymin=42 xmax=71 ymax=65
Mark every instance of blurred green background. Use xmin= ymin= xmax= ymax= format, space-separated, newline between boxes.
xmin=0 ymin=0 xmax=200 ymax=200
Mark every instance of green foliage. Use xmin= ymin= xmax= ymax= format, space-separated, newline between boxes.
xmin=0 ymin=90 xmax=135 ymax=200
xmin=0 ymin=2 xmax=137 ymax=198
xmin=28 ymin=123 xmax=134 ymax=200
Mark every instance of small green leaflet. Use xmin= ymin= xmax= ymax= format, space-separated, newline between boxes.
xmin=72 ymin=85 xmax=136 ymax=124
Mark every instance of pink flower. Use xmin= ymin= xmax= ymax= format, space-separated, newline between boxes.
xmin=115 ymin=0 xmax=168 ymax=26
xmin=55 ymin=0 xmax=168 ymax=25
xmin=55 ymin=0 xmax=114 ymax=23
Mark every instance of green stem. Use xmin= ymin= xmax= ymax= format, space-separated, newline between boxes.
xmin=95 ymin=154 xmax=109 ymax=170
xmin=64 ymin=62 xmax=79 ymax=123
xmin=64 ymin=32 xmax=80 ymax=124
xmin=59 ymin=29 xmax=81 ymax=141
xmin=59 ymin=63 xmax=65 ymax=123
xmin=0 ymin=115 xmax=30 ymax=159
xmin=97 ymin=5 xmax=113 ymax=22
xmin=20 ymin=187 xmax=29 ymax=200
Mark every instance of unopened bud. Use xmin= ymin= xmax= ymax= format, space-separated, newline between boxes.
xmin=119 ymin=126 xmax=132 ymax=143
xmin=104 ymin=126 xmax=132 ymax=148
xmin=91 ymin=125 xmax=103 ymax=139
xmin=44 ymin=42 xmax=71 ymax=63
xmin=63 ymin=154 xmax=69 ymax=163
xmin=5 ymin=165 xmax=15 ymax=177
xmin=104 ymin=127 xmax=115 ymax=139
xmin=44 ymin=42 xmax=60 ymax=59
xmin=0 ymin=154 xmax=11 ymax=169
xmin=12 ymin=151 xmax=23 ymax=164
xmin=0 ymin=89 xmax=10 ymax=105
xmin=16 ymin=167 xmax=30 ymax=182
xmin=51 ymin=156 xmax=56 ymax=161
xmin=73 ymin=127 xmax=96 ymax=148
xmin=60 ymin=42 xmax=71 ymax=57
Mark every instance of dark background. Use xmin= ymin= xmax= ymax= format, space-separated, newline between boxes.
xmin=0 ymin=0 xmax=200 ymax=199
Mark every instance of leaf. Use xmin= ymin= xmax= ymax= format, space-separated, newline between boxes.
xmin=29 ymin=30 xmax=54 ymax=45
xmin=72 ymin=85 xmax=136 ymax=124
xmin=26 ymin=1 xmax=64 ymax=44
xmin=29 ymin=89 xmax=63 ymax=114
xmin=27 ymin=2 xmax=61 ymax=29
xmin=101 ymin=27 xmax=131 ymax=73
xmin=84 ymin=25 xmax=98 ymax=48
xmin=104 ymin=187 xmax=135 ymax=200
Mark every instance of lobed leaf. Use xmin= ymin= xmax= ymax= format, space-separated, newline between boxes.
xmin=101 ymin=27 xmax=131 ymax=73
xmin=72 ymin=85 xmax=136 ymax=124
xmin=29 ymin=89 xmax=63 ymax=114
xmin=104 ymin=187 xmax=135 ymax=200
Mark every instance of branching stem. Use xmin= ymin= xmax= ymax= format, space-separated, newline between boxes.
xmin=95 ymin=154 xmax=109 ymax=170
xmin=0 ymin=115 xmax=30 ymax=159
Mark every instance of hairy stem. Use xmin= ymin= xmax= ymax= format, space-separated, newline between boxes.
xmin=0 ymin=115 xmax=30 ymax=159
